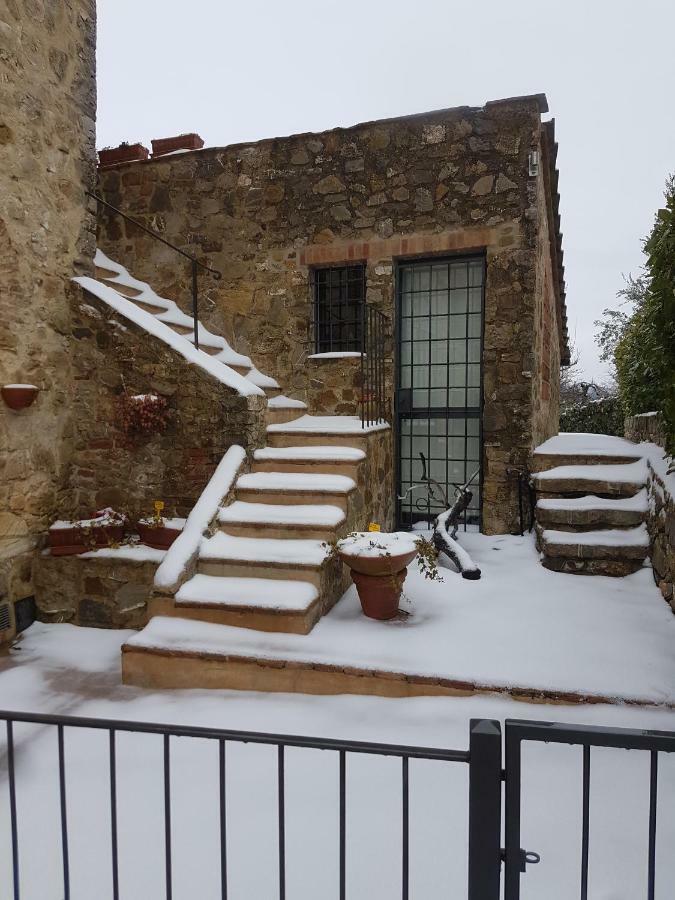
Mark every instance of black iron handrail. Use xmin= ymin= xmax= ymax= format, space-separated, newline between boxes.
xmin=87 ymin=190 xmax=221 ymax=350
xmin=361 ymin=302 xmax=389 ymax=428
xmin=0 ymin=708 xmax=470 ymax=900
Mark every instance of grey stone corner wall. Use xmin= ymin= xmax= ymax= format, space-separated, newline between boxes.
xmin=68 ymin=287 xmax=266 ymax=523
xmin=625 ymin=412 xmax=675 ymax=610
xmin=0 ymin=0 xmax=97 ymax=639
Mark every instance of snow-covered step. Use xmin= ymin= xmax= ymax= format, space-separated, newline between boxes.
xmin=532 ymin=433 xmax=643 ymax=472
xmin=533 ymin=460 xmax=648 ymax=497
xmin=218 ymin=500 xmax=345 ymax=540
xmin=252 ymin=444 xmax=365 ymax=478
xmin=536 ymin=490 xmax=649 ymax=529
xmin=541 ymin=524 xmax=650 ymax=577
xmin=267 ymin=415 xmax=389 ymax=450
xmin=152 ymin=575 xmax=323 ymax=634
xmin=236 ymin=471 xmax=356 ymax=511
xmin=266 ymin=395 xmax=308 ymax=426
xmin=245 ymin=367 xmax=281 ymax=397
xmin=198 ymin=531 xmax=330 ymax=584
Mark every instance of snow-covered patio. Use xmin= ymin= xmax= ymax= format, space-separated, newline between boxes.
xmin=126 ymin=531 xmax=675 ymax=706
xmin=2 ymin=623 xmax=675 ymax=900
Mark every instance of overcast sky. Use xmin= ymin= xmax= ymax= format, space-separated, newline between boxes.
xmin=97 ymin=0 xmax=675 ymax=383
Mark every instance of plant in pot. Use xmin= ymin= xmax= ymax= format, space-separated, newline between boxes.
xmin=334 ymin=528 xmax=441 ymax=620
xmin=137 ymin=501 xmax=182 ymax=550
xmin=48 ymin=508 xmax=127 ymax=556
xmin=1 ymin=383 xmax=39 ymax=410
xmin=114 ymin=391 xmax=170 ymax=440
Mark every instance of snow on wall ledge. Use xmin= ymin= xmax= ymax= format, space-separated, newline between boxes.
xmin=154 ymin=445 xmax=247 ymax=592
xmin=73 ymin=276 xmax=263 ymax=398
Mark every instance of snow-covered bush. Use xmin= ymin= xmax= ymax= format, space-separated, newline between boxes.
xmin=560 ymin=396 xmax=624 ymax=436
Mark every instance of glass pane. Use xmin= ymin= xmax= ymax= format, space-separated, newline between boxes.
xmin=431 ymin=315 xmax=448 ymax=339
xmin=400 ymin=342 xmax=412 ymax=366
xmin=431 ymin=290 xmax=449 ymax=315
xmin=431 ymin=265 xmax=449 ymax=289
xmin=431 ymin=341 xmax=449 ymax=364
xmin=467 ymin=364 xmax=480 ymax=387
xmin=467 ymin=387 xmax=480 ymax=406
xmin=413 ymin=368 xmax=429 ymax=388
xmin=449 ymin=289 xmax=467 ymax=315
xmin=413 ymin=267 xmax=431 ymax=292
xmin=429 ymin=388 xmax=446 ymax=406
xmin=467 ymin=340 xmax=480 ymax=363
xmin=400 ymin=318 xmax=411 ymax=341
xmin=412 ymin=319 xmax=430 ymax=341
xmin=431 ymin=365 xmax=448 ymax=387
xmin=449 ymin=317 xmax=467 ymax=339
xmin=411 ymin=343 xmax=429 ymax=365
xmin=430 ymin=436 xmax=447 ymax=458
xmin=468 ymin=259 xmax=484 ymax=286
xmin=449 ymin=264 xmax=468 ymax=289
xmin=468 ymin=286 xmax=482 ymax=313
xmin=400 ymin=366 xmax=411 ymax=388
xmin=449 ymin=436 xmax=465 ymax=459
xmin=468 ymin=315 xmax=481 ymax=338
xmin=413 ymin=292 xmax=430 ymax=316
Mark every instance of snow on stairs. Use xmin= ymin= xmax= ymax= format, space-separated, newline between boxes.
xmin=532 ymin=434 xmax=650 ymax=577
xmin=149 ymin=416 xmax=375 ymax=634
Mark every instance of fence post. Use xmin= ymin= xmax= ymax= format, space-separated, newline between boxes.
xmin=468 ymin=719 xmax=502 ymax=900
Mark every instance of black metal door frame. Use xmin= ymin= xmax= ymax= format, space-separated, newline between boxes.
xmin=394 ymin=252 xmax=486 ymax=531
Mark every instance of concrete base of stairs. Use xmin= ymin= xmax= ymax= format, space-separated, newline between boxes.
xmin=120 ymin=641 xmax=670 ymax=708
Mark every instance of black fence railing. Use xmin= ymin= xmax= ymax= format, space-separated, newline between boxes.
xmin=360 ymin=303 xmax=389 ymax=428
xmin=3 ymin=711 xmax=672 ymax=899
xmin=88 ymin=191 xmax=221 ymax=351
xmin=504 ymin=719 xmax=675 ymax=900
xmin=0 ymin=709 xmax=485 ymax=900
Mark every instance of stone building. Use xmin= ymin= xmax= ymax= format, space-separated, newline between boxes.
xmin=95 ymin=95 xmax=568 ymax=535
xmin=0 ymin=0 xmax=568 ymax=643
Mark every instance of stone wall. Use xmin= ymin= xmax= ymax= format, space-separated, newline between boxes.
xmin=625 ymin=412 xmax=675 ymax=609
xmin=0 ymin=0 xmax=97 ymax=639
xmin=68 ymin=288 xmax=267 ymax=523
xmin=34 ymin=551 xmax=156 ymax=629
xmin=97 ymin=95 xmax=565 ymax=534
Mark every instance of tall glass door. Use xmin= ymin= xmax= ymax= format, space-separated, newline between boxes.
xmin=396 ymin=256 xmax=484 ymax=530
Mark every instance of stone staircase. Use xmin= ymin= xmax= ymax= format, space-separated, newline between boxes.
xmin=532 ymin=434 xmax=650 ymax=576
xmin=78 ymin=250 xmax=389 ymax=637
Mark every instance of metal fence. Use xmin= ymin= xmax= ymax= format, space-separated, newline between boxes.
xmin=2 ymin=711 xmax=673 ymax=900
xmin=360 ymin=303 xmax=389 ymax=428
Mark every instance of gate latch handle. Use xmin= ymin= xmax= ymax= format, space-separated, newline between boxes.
xmin=500 ymin=849 xmax=541 ymax=872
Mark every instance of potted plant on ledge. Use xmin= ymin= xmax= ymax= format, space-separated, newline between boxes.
xmin=48 ymin=508 xmax=127 ymax=556
xmin=137 ymin=501 xmax=182 ymax=550
xmin=336 ymin=529 xmax=439 ymax=620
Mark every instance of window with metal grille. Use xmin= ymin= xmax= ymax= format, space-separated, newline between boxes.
xmin=313 ymin=265 xmax=365 ymax=353
xmin=0 ymin=603 xmax=10 ymax=632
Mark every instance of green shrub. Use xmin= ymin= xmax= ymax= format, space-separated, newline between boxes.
xmin=560 ymin=396 xmax=624 ymax=436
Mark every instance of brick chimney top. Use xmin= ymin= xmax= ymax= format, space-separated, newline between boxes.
xmin=151 ymin=133 xmax=204 ymax=158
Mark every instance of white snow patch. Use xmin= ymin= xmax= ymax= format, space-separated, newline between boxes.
xmin=81 ymin=544 xmax=166 ymax=563
xmin=534 ymin=432 xmax=643 ymax=458
xmin=253 ymin=445 xmax=365 ymax=462
xmin=267 ymin=395 xmax=307 ymax=409
xmin=268 ymin=414 xmax=389 ymax=435
xmin=337 ymin=531 xmax=418 ymax=558
xmin=3 ymin=383 xmax=38 ymax=389
xmin=154 ymin=445 xmax=246 ymax=590
xmin=176 ymin=575 xmax=318 ymax=611
xmin=537 ymin=491 xmax=649 ymax=513
xmin=200 ymin=531 xmax=329 ymax=566
xmin=307 ymin=351 xmax=364 ymax=359
xmin=237 ymin=472 xmax=356 ymax=493
xmin=218 ymin=501 xmax=345 ymax=527
xmin=542 ymin=524 xmax=650 ymax=548
xmin=534 ymin=459 xmax=648 ymax=485
xmin=245 ymin=367 xmax=280 ymax=389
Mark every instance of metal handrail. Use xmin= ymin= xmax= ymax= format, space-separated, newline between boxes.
xmin=360 ymin=302 xmax=389 ymax=427
xmin=87 ymin=190 xmax=221 ymax=350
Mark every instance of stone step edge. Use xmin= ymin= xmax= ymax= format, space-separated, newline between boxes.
xmin=121 ymin=644 xmax=675 ymax=709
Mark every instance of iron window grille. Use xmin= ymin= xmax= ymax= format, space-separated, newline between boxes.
xmin=312 ymin=264 xmax=366 ymax=353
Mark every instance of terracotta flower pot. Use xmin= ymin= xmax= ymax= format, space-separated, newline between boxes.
xmin=98 ymin=143 xmax=149 ymax=168
xmin=351 ymin=568 xmax=407 ymax=620
xmin=151 ymin=133 xmax=204 ymax=157
xmin=338 ymin=547 xmax=418 ymax=577
xmin=137 ymin=521 xmax=181 ymax=550
xmin=2 ymin=384 xmax=39 ymax=410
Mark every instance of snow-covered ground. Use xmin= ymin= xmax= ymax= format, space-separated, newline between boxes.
xmin=1 ymin=624 xmax=675 ymax=899
xmin=130 ymin=533 xmax=675 ymax=705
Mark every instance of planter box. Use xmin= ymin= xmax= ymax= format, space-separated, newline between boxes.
xmin=98 ymin=143 xmax=149 ymax=168
xmin=48 ymin=523 xmax=126 ymax=556
xmin=137 ymin=521 xmax=181 ymax=550
xmin=151 ymin=133 xmax=204 ymax=158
